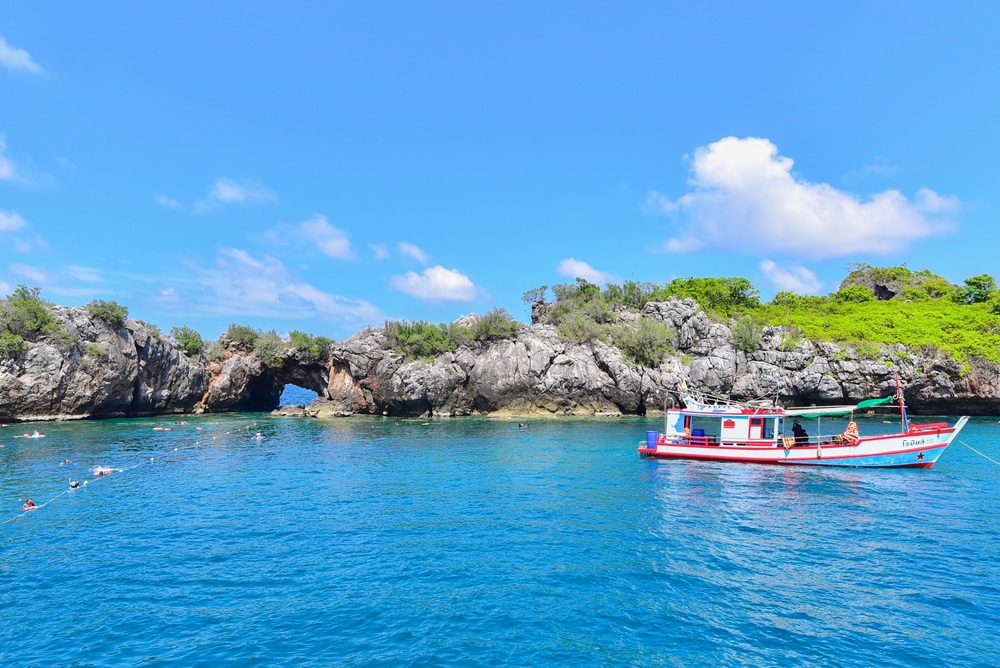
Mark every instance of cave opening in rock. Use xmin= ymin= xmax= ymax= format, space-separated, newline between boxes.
xmin=279 ymin=384 xmax=319 ymax=407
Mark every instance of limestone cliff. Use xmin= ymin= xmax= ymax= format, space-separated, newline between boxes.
xmin=2 ymin=299 xmax=998 ymax=421
xmin=0 ymin=307 xmax=207 ymax=421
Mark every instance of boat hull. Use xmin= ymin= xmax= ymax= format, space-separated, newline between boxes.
xmin=638 ymin=430 xmax=956 ymax=469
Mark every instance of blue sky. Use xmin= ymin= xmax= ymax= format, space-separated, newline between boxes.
xmin=2 ymin=2 xmax=998 ymax=339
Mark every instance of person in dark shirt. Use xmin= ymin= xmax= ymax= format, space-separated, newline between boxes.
xmin=792 ymin=420 xmax=809 ymax=444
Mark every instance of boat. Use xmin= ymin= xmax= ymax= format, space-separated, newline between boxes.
xmin=638 ymin=375 xmax=968 ymax=468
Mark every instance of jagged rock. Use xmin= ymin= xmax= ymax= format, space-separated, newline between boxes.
xmin=3 ymin=297 xmax=1000 ymax=421
xmin=273 ymin=404 xmax=311 ymax=417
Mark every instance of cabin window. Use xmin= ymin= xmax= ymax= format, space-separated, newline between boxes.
xmin=690 ymin=417 xmax=720 ymax=443
xmin=763 ymin=419 xmax=775 ymax=439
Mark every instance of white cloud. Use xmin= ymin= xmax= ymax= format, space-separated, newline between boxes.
xmin=67 ymin=266 xmax=103 ymax=283
xmin=211 ymin=178 xmax=274 ymax=203
xmin=0 ymin=210 xmax=27 ymax=232
xmin=643 ymin=190 xmax=678 ymax=214
xmin=189 ymin=247 xmax=379 ymax=323
xmin=398 ymin=242 xmax=430 ymax=264
xmin=371 ymin=243 xmax=390 ymax=260
xmin=0 ymin=281 xmax=9 ymax=295
xmin=0 ymin=209 xmax=43 ymax=252
xmin=652 ymin=136 xmax=955 ymax=260
xmin=264 ymin=215 xmax=355 ymax=259
xmin=0 ymin=36 xmax=44 ymax=75
xmin=391 ymin=265 xmax=479 ymax=301
xmin=194 ymin=178 xmax=276 ymax=212
xmin=154 ymin=193 xmax=183 ymax=209
xmin=0 ymin=134 xmax=18 ymax=181
xmin=155 ymin=288 xmax=182 ymax=304
xmin=915 ymin=187 xmax=960 ymax=214
xmin=298 ymin=214 xmax=353 ymax=259
xmin=9 ymin=263 xmax=49 ymax=284
xmin=557 ymin=258 xmax=615 ymax=284
xmin=760 ymin=259 xmax=822 ymax=295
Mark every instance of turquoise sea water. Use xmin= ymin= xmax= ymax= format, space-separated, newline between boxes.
xmin=2 ymin=413 xmax=998 ymax=667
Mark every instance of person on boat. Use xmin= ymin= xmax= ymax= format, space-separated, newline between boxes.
xmin=792 ymin=420 xmax=809 ymax=444
xmin=841 ymin=421 xmax=860 ymax=445
xmin=23 ymin=498 xmax=37 ymax=511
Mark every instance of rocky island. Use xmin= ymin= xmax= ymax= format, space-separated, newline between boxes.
xmin=2 ymin=265 xmax=999 ymax=421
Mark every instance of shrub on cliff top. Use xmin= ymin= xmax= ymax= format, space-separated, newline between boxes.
xmin=2 ymin=285 xmax=62 ymax=338
xmin=471 ymin=308 xmax=520 ymax=342
xmin=733 ymin=316 xmax=762 ymax=353
xmin=226 ymin=323 xmax=259 ymax=348
xmin=611 ymin=318 xmax=676 ymax=368
xmin=253 ymin=330 xmax=285 ymax=366
xmin=170 ymin=326 xmax=204 ymax=357
xmin=288 ymin=330 xmax=333 ymax=362
xmin=0 ymin=331 xmax=28 ymax=358
xmin=87 ymin=299 xmax=128 ymax=327
xmin=652 ymin=276 xmax=761 ymax=315
xmin=384 ymin=320 xmax=460 ymax=360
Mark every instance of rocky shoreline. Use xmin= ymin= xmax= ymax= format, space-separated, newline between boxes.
xmin=2 ymin=297 xmax=998 ymax=422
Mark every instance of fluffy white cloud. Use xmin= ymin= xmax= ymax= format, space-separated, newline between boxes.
xmin=9 ymin=263 xmax=49 ymax=284
xmin=915 ymin=187 xmax=960 ymax=214
xmin=370 ymin=243 xmax=390 ymax=260
xmin=398 ymin=242 xmax=430 ymax=264
xmin=759 ymin=259 xmax=822 ymax=295
xmin=67 ymin=266 xmax=103 ymax=283
xmin=0 ymin=36 xmax=44 ymax=74
xmin=0 ymin=210 xmax=27 ymax=232
xmin=193 ymin=247 xmax=379 ymax=323
xmin=0 ymin=135 xmax=18 ymax=181
xmin=210 ymin=178 xmax=275 ymax=204
xmin=154 ymin=193 xmax=183 ymax=209
xmin=263 ymin=215 xmax=355 ymax=259
xmin=652 ymin=137 xmax=956 ymax=259
xmin=298 ymin=214 xmax=353 ymax=259
xmin=193 ymin=178 xmax=276 ymax=212
xmin=391 ymin=265 xmax=479 ymax=301
xmin=557 ymin=258 xmax=615 ymax=284
xmin=0 ymin=209 xmax=43 ymax=252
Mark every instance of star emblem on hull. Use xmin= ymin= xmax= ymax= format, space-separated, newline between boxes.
xmin=917 ymin=452 xmax=925 ymax=460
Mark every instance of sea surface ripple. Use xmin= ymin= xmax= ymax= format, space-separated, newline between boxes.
xmin=2 ymin=414 xmax=998 ymax=666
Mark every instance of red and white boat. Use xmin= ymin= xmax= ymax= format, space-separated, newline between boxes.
xmin=638 ymin=377 xmax=968 ymax=469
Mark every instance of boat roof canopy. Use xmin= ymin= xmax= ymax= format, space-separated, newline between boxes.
xmin=784 ymin=396 xmax=894 ymax=419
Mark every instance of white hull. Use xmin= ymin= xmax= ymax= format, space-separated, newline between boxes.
xmin=639 ymin=418 xmax=967 ymax=469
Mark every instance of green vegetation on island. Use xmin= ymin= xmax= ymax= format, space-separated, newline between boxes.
xmin=0 ymin=284 xmax=74 ymax=357
xmin=522 ymin=264 xmax=1000 ymax=366
xmin=86 ymin=299 xmax=129 ymax=327
xmin=3 ymin=264 xmax=1000 ymax=371
xmin=384 ymin=307 xmax=521 ymax=361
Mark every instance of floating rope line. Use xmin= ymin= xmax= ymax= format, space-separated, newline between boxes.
xmin=2 ymin=449 xmax=173 ymax=526
xmin=3 ymin=421 xmax=272 ymax=525
xmin=959 ymin=440 xmax=1000 ymax=468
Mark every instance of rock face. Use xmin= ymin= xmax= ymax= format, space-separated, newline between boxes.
xmin=2 ymin=299 xmax=1000 ymax=421
xmin=0 ymin=307 xmax=207 ymax=421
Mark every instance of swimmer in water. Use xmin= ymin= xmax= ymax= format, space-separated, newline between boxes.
xmin=254 ymin=432 xmax=263 ymax=440
xmin=23 ymin=499 xmax=37 ymax=511
xmin=69 ymin=480 xmax=80 ymax=490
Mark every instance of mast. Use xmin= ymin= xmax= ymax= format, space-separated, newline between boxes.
xmin=894 ymin=370 xmax=909 ymax=433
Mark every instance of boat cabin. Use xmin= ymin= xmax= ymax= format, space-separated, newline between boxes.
xmin=664 ymin=407 xmax=782 ymax=447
